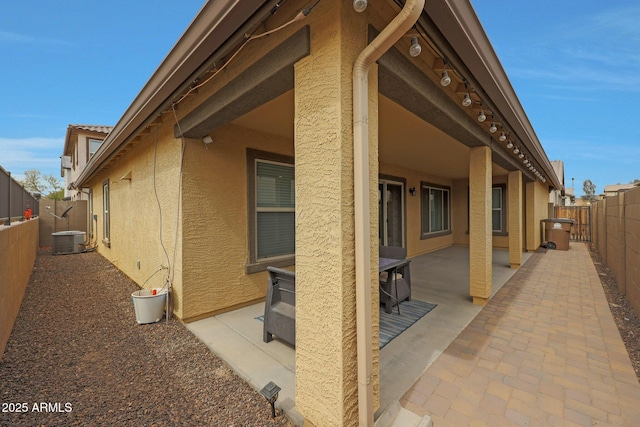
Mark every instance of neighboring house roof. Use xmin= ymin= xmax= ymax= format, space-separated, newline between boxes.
xmin=73 ymin=0 xmax=562 ymax=191
xmin=604 ymin=183 xmax=638 ymax=195
xmin=63 ymin=124 xmax=113 ymax=156
xmin=71 ymin=124 xmax=113 ymax=134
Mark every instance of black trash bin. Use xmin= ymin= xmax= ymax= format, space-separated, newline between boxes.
xmin=542 ymin=218 xmax=574 ymax=250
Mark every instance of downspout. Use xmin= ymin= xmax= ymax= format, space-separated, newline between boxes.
xmin=353 ymin=0 xmax=424 ymax=425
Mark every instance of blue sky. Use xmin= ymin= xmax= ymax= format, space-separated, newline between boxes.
xmin=0 ymin=1 xmax=203 ymax=181
xmin=1 ymin=1 xmax=638 ymax=196
xmin=472 ymin=0 xmax=640 ymax=194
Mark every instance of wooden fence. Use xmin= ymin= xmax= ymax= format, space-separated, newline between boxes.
xmin=554 ymin=205 xmax=591 ymax=242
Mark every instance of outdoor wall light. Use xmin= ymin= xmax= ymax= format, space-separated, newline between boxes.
xmin=462 ymin=92 xmax=472 ymax=107
xmin=203 ymin=135 xmax=213 ymax=144
xmin=506 ymin=140 xmax=513 ymax=149
xmin=409 ymin=36 xmax=422 ymax=57
xmin=499 ymin=132 xmax=507 ymax=142
xmin=260 ymin=381 xmax=281 ymax=418
xmin=489 ymin=121 xmax=497 ymax=133
xmin=477 ymin=108 xmax=487 ymax=122
xmin=518 ymin=153 xmax=525 ymax=159
xmin=409 ymin=187 xmax=416 ymax=196
xmin=440 ymin=69 xmax=451 ymax=87
xmin=353 ymin=0 xmax=367 ymax=12
xmin=513 ymin=147 xmax=520 ymax=155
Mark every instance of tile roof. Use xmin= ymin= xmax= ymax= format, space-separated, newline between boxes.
xmin=68 ymin=124 xmax=113 ymax=134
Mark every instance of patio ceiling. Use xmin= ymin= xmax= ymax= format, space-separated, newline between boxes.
xmin=231 ymin=90 xmax=508 ymax=180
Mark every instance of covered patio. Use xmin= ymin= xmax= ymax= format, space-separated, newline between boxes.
xmin=186 ymin=246 xmax=532 ymax=425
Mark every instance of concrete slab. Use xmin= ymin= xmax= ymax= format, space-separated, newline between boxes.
xmin=186 ymin=306 xmax=302 ymax=425
xmin=187 ymin=246 xmax=532 ymax=426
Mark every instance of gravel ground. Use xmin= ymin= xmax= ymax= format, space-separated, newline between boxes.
xmin=0 ymin=250 xmax=293 ymax=427
xmin=588 ymin=244 xmax=640 ymax=382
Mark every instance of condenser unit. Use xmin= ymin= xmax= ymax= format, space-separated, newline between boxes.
xmin=52 ymin=231 xmax=86 ymax=255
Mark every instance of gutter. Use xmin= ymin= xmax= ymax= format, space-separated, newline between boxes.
xmin=420 ymin=0 xmax=561 ymax=190
xmin=352 ymin=0 xmax=424 ymax=425
xmin=72 ymin=0 xmax=275 ymax=189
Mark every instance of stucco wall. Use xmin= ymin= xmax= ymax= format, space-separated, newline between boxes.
xmin=380 ymin=161 xmax=453 ymax=257
xmin=0 ymin=219 xmax=38 ymax=361
xmin=86 ymin=125 xmax=184 ymax=317
xmin=525 ymin=180 xmax=550 ymax=251
xmin=378 ymin=164 xmax=517 ymax=254
xmin=293 ymin=1 xmax=370 ymax=424
xmin=180 ymin=124 xmax=294 ymax=321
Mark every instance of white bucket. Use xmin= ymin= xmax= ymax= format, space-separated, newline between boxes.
xmin=131 ymin=288 xmax=167 ymax=324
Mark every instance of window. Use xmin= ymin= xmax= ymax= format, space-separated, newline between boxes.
xmin=88 ymin=138 xmax=102 ymax=159
xmin=103 ymin=179 xmax=110 ymax=246
xmin=421 ymin=183 xmax=451 ymax=238
xmin=89 ymin=189 xmax=94 ymax=239
xmin=247 ymin=149 xmax=295 ymax=272
xmin=492 ymin=184 xmax=507 ymax=233
xmin=465 ymin=184 xmax=508 ymax=235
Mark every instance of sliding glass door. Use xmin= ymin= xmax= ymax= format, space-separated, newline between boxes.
xmin=379 ymin=179 xmax=405 ymax=248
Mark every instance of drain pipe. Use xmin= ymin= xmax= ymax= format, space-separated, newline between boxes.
xmin=353 ymin=0 xmax=424 ymax=425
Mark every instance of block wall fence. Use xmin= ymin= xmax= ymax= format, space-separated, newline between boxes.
xmin=591 ymin=186 xmax=640 ymax=316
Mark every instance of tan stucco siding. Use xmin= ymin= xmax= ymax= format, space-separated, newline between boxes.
xmin=293 ymin=0 xmax=373 ymax=424
xmin=379 ymin=163 xmax=516 ymax=254
xmin=380 ymin=161 xmax=454 ymax=257
xmin=525 ymin=180 xmax=550 ymax=251
xmin=0 ymin=219 xmax=38 ymax=361
xmin=180 ymin=124 xmax=294 ymax=321
xmin=86 ymin=125 xmax=184 ymax=317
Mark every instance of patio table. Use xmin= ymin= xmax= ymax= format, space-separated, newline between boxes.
xmin=379 ymin=257 xmax=411 ymax=315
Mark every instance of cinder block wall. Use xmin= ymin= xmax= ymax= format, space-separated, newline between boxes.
xmin=591 ymin=186 xmax=640 ymax=316
xmin=605 ymin=193 xmax=626 ymax=294
xmin=592 ymin=200 xmax=607 ymax=261
xmin=39 ymin=200 xmax=88 ymax=247
xmin=0 ymin=219 xmax=39 ymax=361
xmin=625 ymin=188 xmax=640 ymax=314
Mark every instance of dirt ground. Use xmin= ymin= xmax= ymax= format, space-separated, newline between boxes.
xmin=0 ymin=250 xmax=293 ymax=427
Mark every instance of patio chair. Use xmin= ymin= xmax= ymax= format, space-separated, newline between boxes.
xmin=263 ymin=266 xmax=296 ymax=347
xmin=379 ymin=245 xmax=412 ymax=314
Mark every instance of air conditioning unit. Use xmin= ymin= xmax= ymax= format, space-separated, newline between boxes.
xmin=52 ymin=231 xmax=86 ymax=255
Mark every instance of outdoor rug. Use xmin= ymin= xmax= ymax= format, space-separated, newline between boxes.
xmin=256 ymin=299 xmax=437 ymax=349
xmin=379 ymin=300 xmax=437 ymax=349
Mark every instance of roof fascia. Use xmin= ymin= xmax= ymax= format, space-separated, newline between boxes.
xmin=422 ymin=0 xmax=562 ymax=190
xmin=74 ymin=0 xmax=270 ymax=188
xmin=63 ymin=125 xmax=75 ymax=156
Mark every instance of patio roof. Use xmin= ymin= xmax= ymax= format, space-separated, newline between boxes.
xmin=72 ymin=0 xmax=561 ymax=191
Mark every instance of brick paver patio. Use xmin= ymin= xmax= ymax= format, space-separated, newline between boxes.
xmin=400 ymin=243 xmax=640 ymax=426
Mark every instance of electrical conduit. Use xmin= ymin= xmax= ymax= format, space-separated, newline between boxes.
xmin=353 ymin=0 xmax=425 ymax=425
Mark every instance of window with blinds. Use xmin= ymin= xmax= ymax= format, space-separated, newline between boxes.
xmin=256 ymin=160 xmax=295 ymax=260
